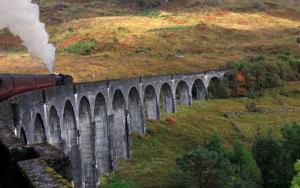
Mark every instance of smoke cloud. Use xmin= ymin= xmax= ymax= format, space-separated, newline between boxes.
xmin=0 ymin=0 xmax=55 ymax=73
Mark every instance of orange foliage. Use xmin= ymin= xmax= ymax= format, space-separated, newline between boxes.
xmin=56 ymin=34 xmax=87 ymax=49
xmin=164 ymin=117 xmax=176 ymax=125
xmin=165 ymin=17 xmax=187 ymax=25
xmin=236 ymin=72 xmax=246 ymax=83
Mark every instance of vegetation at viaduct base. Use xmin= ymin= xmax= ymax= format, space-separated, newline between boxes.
xmin=101 ymin=80 xmax=300 ymax=188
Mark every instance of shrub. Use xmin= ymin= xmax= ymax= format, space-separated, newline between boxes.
xmin=249 ymin=55 xmax=265 ymax=62
xmin=176 ymin=49 xmax=186 ymax=55
xmin=134 ymin=46 xmax=152 ymax=53
xmin=245 ymin=102 xmax=261 ymax=112
xmin=164 ymin=117 xmax=176 ymax=125
xmin=297 ymin=37 xmax=300 ymax=44
xmin=135 ymin=9 xmax=161 ymax=17
xmin=57 ymin=40 xmax=97 ymax=55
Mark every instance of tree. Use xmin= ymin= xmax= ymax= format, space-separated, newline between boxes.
xmin=252 ymin=133 xmax=282 ymax=188
xmin=281 ymin=121 xmax=300 ymax=162
xmin=175 ymin=147 xmax=234 ymax=188
xmin=230 ymin=140 xmax=262 ymax=186
xmin=292 ymin=160 xmax=300 ymax=188
xmin=205 ymin=132 xmax=226 ymax=156
xmin=252 ymin=123 xmax=300 ymax=188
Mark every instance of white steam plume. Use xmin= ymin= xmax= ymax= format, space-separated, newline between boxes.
xmin=0 ymin=0 xmax=55 ymax=73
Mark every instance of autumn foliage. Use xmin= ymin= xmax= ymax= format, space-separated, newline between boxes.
xmin=164 ymin=117 xmax=176 ymax=125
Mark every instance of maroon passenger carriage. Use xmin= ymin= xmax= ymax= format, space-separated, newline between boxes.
xmin=0 ymin=74 xmax=73 ymax=101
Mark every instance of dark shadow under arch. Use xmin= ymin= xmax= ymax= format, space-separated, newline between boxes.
xmin=94 ymin=92 xmax=111 ymax=173
xmin=192 ymin=79 xmax=207 ymax=100
xmin=63 ymin=100 xmax=82 ymax=188
xmin=79 ymin=96 xmax=97 ymax=187
xmin=49 ymin=106 xmax=63 ymax=150
xmin=112 ymin=90 xmax=130 ymax=159
xmin=208 ymin=77 xmax=225 ymax=99
xmin=128 ymin=87 xmax=144 ymax=134
xmin=160 ymin=83 xmax=175 ymax=113
xmin=176 ymin=81 xmax=190 ymax=105
xmin=144 ymin=85 xmax=159 ymax=120
xmin=20 ymin=127 xmax=28 ymax=145
xmin=34 ymin=113 xmax=46 ymax=144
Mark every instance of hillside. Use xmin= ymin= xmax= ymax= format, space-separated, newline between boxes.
xmin=0 ymin=0 xmax=299 ymax=82
xmin=1 ymin=1 xmax=300 ymax=187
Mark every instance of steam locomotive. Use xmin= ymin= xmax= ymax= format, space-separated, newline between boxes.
xmin=0 ymin=74 xmax=73 ymax=101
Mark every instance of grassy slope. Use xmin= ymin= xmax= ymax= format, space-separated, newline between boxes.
xmin=102 ymin=82 xmax=300 ymax=187
xmin=0 ymin=0 xmax=299 ymax=82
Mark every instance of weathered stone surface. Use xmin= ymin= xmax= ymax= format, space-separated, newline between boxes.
xmin=0 ymin=100 xmax=15 ymax=132
xmin=0 ymin=70 xmax=227 ymax=187
xmin=33 ymin=143 xmax=73 ymax=182
xmin=18 ymin=158 xmax=72 ymax=188
xmin=0 ymin=110 xmax=72 ymax=187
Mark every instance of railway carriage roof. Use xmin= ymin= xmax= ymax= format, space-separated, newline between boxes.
xmin=0 ymin=74 xmax=55 ymax=79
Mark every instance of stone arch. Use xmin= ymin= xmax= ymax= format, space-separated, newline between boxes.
xmin=159 ymin=83 xmax=175 ymax=113
xmin=208 ymin=77 xmax=222 ymax=99
xmin=79 ymin=96 xmax=96 ymax=187
xmin=176 ymin=81 xmax=190 ymax=105
xmin=112 ymin=89 xmax=130 ymax=159
xmin=63 ymin=100 xmax=82 ymax=188
xmin=128 ymin=87 xmax=144 ymax=134
xmin=144 ymin=85 xmax=159 ymax=120
xmin=20 ymin=127 xmax=28 ymax=145
xmin=192 ymin=79 xmax=207 ymax=100
xmin=34 ymin=113 xmax=46 ymax=144
xmin=49 ymin=106 xmax=63 ymax=150
xmin=94 ymin=92 xmax=111 ymax=174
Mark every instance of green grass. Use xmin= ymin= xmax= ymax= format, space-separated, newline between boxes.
xmin=57 ymin=40 xmax=97 ymax=55
xmin=134 ymin=9 xmax=162 ymax=17
xmin=147 ymin=25 xmax=195 ymax=32
xmin=102 ymin=83 xmax=300 ymax=187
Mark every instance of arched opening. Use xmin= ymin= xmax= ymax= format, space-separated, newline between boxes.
xmin=94 ymin=93 xmax=110 ymax=173
xmin=79 ymin=97 xmax=96 ymax=187
xmin=128 ymin=87 xmax=144 ymax=134
xmin=112 ymin=90 xmax=129 ymax=159
xmin=49 ymin=106 xmax=63 ymax=150
xmin=34 ymin=113 xmax=46 ymax=143
xmin=63 ymin=101 xmax=82 ymax=188
xmin=144 ymin=85 xmax=159 ymax=120
xmin=159 ymin=83 xmax=175 ymax=113
xmin=192 ymin=79 xmax=207 ymax=100
xmin=208 ymin=77 xmax=226 ymax=99
xmin=176 ymin=81 xmax=190 ymax=105
xmin=20 ymin=127 xmax=28 ymax=145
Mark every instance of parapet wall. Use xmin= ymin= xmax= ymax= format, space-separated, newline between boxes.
xmin=0 ymin=101 xmax=72 ymax=188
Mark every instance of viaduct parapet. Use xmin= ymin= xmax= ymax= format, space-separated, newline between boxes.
xmin=0 ymin=70 xmax=226 ymax=187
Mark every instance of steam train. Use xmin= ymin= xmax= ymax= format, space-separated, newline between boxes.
xmin=0 ymin=74 xmax=73 ymax=101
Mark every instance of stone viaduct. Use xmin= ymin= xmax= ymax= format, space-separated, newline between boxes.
xmin=0 ymin=70 xmax=226 ymax=188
